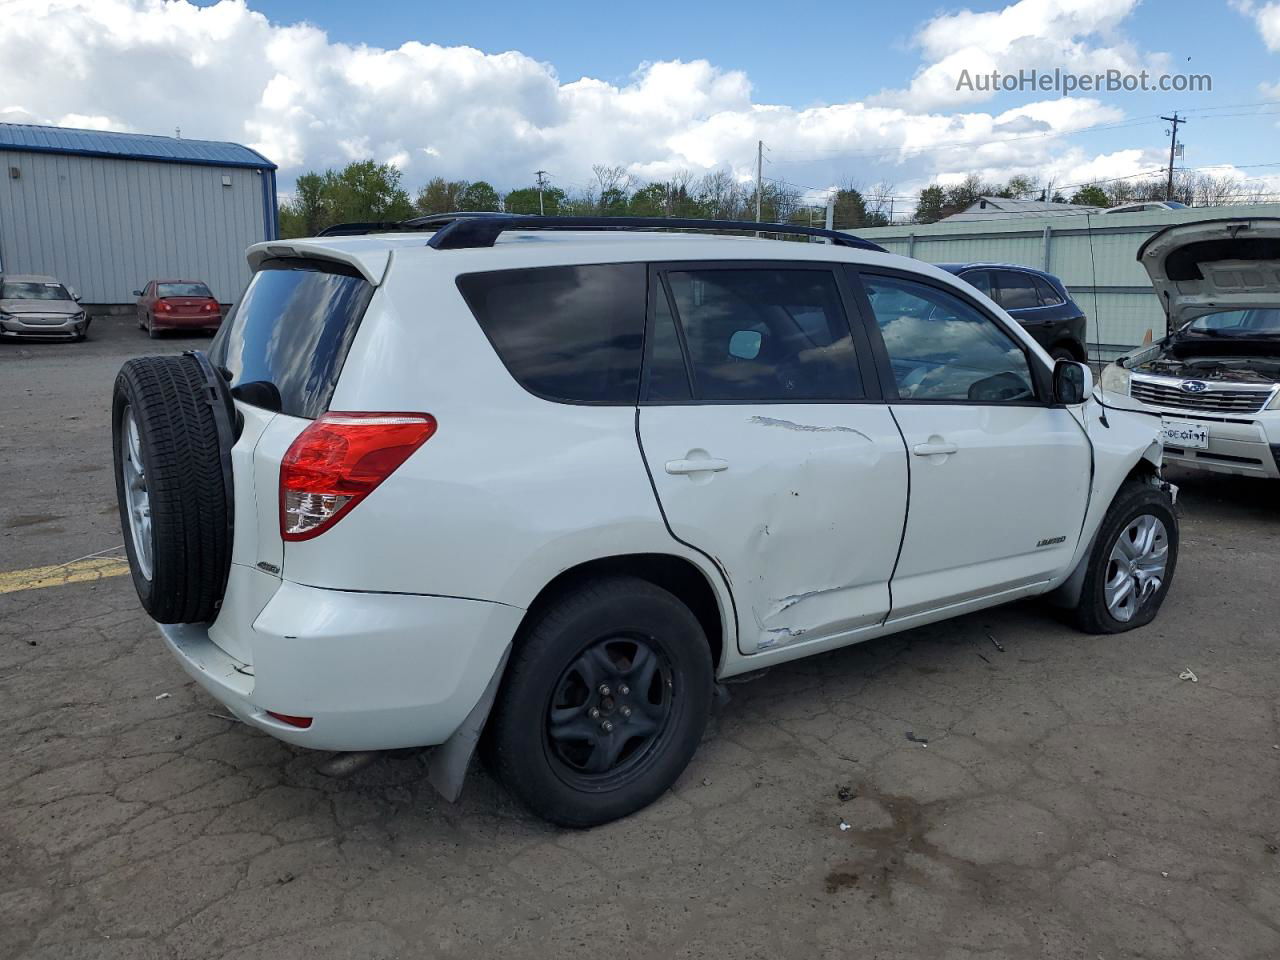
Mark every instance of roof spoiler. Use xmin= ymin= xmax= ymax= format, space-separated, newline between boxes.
xmin=317 ymin=213 xmax=887 ymax=252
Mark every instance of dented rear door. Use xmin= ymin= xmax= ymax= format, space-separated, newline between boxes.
xmin=637 ymin=262 xmax=908 ymax=656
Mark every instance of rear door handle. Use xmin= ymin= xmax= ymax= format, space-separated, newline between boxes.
xmin=666 ymin=457 xmax=730 ymax=475
xmin=912 ymin=441 xmax=958 ymax=457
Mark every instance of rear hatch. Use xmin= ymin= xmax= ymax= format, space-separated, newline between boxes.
xmin=1138 ymin=218 xmax=1280 ymax=331
xmin=160 ymin=296 xmax=217 ymax=317
xmin=205 ymin=256 xmax=377 ymax=661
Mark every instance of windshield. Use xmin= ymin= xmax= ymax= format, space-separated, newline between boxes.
xmin=1 ymin=281 xmax=72 ymax=301
xmin=1184 ymin=309 xmax=1280 ymax=336
xmin=157 ymin=282 xmax=213 ymax=298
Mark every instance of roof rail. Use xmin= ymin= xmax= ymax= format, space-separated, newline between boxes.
xmin=422 ymin=215 xmax=887 ymax=252
xmin=318 ymin=213 xmax=886 ymax=252
xmin=317 ymin=211 xmax=507 ymax=237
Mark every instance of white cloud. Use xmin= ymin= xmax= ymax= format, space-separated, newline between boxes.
xmin=877 ymin=0 xmax=1168 ymax=109
xmin=0 ymin=0 xmax=1172 ymax=199
xmin=1234 ymin=0 xmax=1280 ymax=50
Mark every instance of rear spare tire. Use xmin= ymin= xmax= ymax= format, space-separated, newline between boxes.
xmin=112 ymin=353 xmax=233 ymax=623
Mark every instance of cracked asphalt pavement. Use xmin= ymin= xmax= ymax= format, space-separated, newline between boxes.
xmin=2 ymin=321 xmax=1279 ymax=959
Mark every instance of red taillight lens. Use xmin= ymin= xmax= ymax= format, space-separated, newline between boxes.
xmin=279 ymin=412 xmax=437 ymax=541
xmin=203 ymin=301 xmax=217 ymax=312
xmin=155 ymin=300 xmax=171 ymax=312
xmin=265 ymin=711 xmax=313 ymax=728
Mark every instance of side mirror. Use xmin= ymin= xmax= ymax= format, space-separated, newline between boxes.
xmin=728 ymin=329 xmax=762 ymax=360
xmin=132 ymin=289 xmax=143 ymax=297
xmin=1053 ymin=359 xmax=1093 ymax=405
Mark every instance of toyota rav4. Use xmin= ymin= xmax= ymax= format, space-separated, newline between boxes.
xmin=113 ymin=214 xmax=1179 ymax=826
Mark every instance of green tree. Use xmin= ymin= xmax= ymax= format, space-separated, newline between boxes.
xmin=914 ymin=185 xmax=946 ymax=224
xmin=503 ymin=185 xmax=565 ymax=215
xmin=1069 ymin=184 xmax=1110 ymax=207
xmin=832 ymin=186 xmax=868 ymax=230
xmin=278 ymin=160 xmax=413 ymax=237
xmin=459 ymin=180 xmax=501 ymax=212
xmin=414 ymin=177 xmax=469 ymax=214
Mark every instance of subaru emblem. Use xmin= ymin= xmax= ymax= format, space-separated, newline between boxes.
xmin=1180 ymin=380 xmax=1208 ymax=393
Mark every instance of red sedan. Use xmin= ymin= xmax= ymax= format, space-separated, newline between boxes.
xmin=134 ymin=280 xmax=223 ymax=338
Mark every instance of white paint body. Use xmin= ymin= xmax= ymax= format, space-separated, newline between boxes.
xmin=163 ymin=230 xmax=1165 ymax=752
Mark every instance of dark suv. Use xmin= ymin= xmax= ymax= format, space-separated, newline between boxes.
xmin=938 ymin=263 xmax=1087 ymax=362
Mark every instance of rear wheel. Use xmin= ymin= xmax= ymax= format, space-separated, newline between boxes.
xmin=112 ymin=355 xmax=232 ymax=623
xmin=487 ymin=576 xmax=713 ymax=827
xmin=1073 ymin=480 xmax=1178 ymax=634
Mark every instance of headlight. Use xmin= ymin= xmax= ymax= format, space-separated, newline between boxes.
xmin=1267 ymin=388 xmax=1280 ymax=411
xmin=1099 ymin=361 xmax=1131 ymax=396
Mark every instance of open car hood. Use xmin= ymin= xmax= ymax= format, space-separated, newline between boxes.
xmin=1137 ymin=217 xmax=1280 ymax=330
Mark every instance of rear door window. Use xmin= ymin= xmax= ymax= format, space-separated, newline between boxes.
xmin=1033 ymin=277 xmax=1065 ymax=306
xmin=210 ymin=258 xmax=373 ymax=418
xmin=960 ymin=270 xmax=993 ymax=298
xmin=660 ymin=267 xmax=863 ymax=402
xmin=992 ymin=270 xmax=1040 ymax=310
xmin=457 ymin=263 xmax=646 ymax=404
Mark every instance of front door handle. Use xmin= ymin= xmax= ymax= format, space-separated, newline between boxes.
xmin=912 ymin=441 xmax=958 ymax=457
xmin=666 ymin=457 xmax=730 ymax=475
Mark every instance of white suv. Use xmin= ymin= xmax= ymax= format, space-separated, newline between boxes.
xmin=113 ymin=215 xmax=1179 ymax=826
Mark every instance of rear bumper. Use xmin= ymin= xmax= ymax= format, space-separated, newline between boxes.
xmin=152 ymin=314 xmax=221 ymax=330
xmin=159 ymin=579 xmax=524 ymax=751
xmin=1 ymin=315 xmax=88 ymax=338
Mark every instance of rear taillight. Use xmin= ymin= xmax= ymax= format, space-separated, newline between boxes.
xmin=155 ymin=300 xmax=171 ymax=312
xmin=279 ymin=412 xmax=437 ymax=541
xmin=203 ymin=301 xmax=218 ymax=312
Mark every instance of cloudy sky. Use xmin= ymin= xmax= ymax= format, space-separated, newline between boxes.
xmin=2 ymin=0 xmax=1279 ymax=210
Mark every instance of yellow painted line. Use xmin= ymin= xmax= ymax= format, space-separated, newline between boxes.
xmin=0 ymin=556 xmax=131 ymax=595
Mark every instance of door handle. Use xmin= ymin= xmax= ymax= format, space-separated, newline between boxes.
xmin=912 ymin=441 xmax=958 ymax=457
xmin=666 ymin=457 xmax=730 ymax=475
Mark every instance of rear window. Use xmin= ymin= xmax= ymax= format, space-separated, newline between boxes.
xmin=209 ymin=258 xmax=373 ymax=418
xmin=457 ymin=263 xmax=646 ymax=403
xmin=158 ymin=282 xmax=213 ymax=298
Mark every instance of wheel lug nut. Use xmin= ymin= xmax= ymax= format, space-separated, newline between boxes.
xmin=601 ymin=720 xmax=614 ymax=733
xmin=598 ymin=684 xmax=611 ymax=697
xmin=618 ymin=684 xmax=630 ymax=696
xmin=588 ymin=707 xmax=600 ymax=719
xmin=621 ymin=706 xmax=632 ymax=718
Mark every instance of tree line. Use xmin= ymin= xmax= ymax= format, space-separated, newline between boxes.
xmin=911 ymin=170 xmax=1269 ymax=224
xmin=277 ymin=159 xmax=1272 ymax=238
xmin=277 ymin=160 xmax=895 ymax=238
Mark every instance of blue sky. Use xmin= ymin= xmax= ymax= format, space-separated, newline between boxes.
xmin=5 ymin=0 xmax=1280 ymax=208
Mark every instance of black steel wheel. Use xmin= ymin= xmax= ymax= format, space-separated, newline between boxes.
xmin=487 ymin=576 xmax=713 ymax=827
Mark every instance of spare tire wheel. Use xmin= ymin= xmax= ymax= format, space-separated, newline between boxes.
xmin=112 ymin=353 xmax=235 ymax=623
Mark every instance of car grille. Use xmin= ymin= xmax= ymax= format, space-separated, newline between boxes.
xmin=1130 ymin=378 xmax=1273 ymax=414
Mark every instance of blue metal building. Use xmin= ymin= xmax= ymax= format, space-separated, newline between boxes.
xmin=0 ymin=123 xmax=277 ymax=305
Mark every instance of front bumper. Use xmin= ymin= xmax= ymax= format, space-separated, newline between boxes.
xmin=0 ymin=314 xmax=88 ymax=338
xmin=1156 ymin=414 xmax=1280 ymax=479
xmin=159 ymin=576 xmax=524 ymax=751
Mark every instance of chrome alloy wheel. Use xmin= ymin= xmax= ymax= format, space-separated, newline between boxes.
xmin=1104 ymin=513 xmax=1168 ymax=622
xmin=120 ymin=405 xmax=154 ymax=581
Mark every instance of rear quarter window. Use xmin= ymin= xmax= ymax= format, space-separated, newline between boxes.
xmin=457 ymin=263 xmax=646 ymax=404
xmin=209 ymin=258 xmax=373 ymax=419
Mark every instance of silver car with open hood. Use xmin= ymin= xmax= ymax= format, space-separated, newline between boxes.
xmin=1102 ymin=218 xmax=1280 ymax=479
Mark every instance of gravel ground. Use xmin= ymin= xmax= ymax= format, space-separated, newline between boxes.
xmin=2 ymin=320 xmax=1278 ymax=960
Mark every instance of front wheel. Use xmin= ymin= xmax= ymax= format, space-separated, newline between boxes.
xmin=486 ymin=576 xmax=713 ymax=827
xmin=1073 ymin=480 xmax=1178 ymax=634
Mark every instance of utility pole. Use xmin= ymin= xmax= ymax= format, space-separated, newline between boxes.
xmin=534 ymin=170 xmax=549 ymax=216
xmin=755 ymin=140 xmax=763 ymax=236
xmin=1161 ymin=113 xmax=1185 ymax=202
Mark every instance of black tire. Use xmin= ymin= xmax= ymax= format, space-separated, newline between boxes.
xmin=1073 ymin=479 xmax=1178 ymax=634
xmin=112 ymin=355 xmax=231 ymax=623
xmin=487 ymin=576 xmax=714 ymax=827
xmin=147 ymin=317 xmax=160 ymax=339
xmin=1050 ymin=345 xmax=1077 ymax=363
